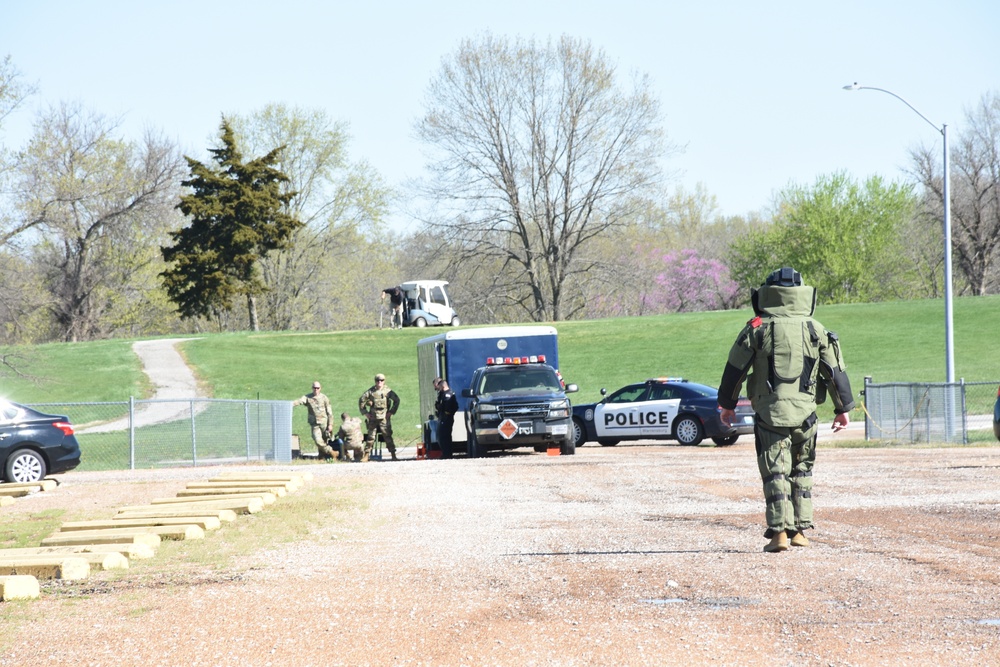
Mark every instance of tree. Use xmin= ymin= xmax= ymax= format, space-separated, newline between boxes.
xmin=728 ymin=172 xmax=919 ymax=303
xmin=911 ymin=90 xmax=1000 ymax=296
xmin=7 ymin=102 xmax=184 ymax=342
xmin=227 ymin=104 xmax=393 ymax=330
xmin=641 ymin=249 xmax=741 ymax=313
xmin=415 ymin=34 xmax=674 ymax=322
xmin=162 ymin=119 xmax=302 ymax=330
xmin=0 ymin=54 xmax=35 ymax=138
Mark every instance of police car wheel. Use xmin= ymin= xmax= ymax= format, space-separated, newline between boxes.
xmin=597 ymin=438 xmax=619 ymax=447
xmin=674 ymin=416 xmax=704 ymax=446
xmin=572 ymin=418 xmax=587 ymax=447
xmin=712 ymin=435 xmax=739 ymax=447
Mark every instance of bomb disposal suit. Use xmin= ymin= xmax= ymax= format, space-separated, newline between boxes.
xmin=718 ymin=268 xmax=855 ymax=540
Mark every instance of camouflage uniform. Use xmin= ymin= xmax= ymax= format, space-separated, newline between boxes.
xmin=359 ymin=374 xmax=401 ymax=460
xmin=335 ymin=414 xmax=366 ymax=462
xmin=292 ymin=386 xmax=336 ymax=459
xmin=718 ymin=268 xmax=855 ymax=550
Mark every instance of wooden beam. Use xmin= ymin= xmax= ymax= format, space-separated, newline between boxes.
xmin=62 ymin=516 xmax=222 ymax=531
xmin=0 ymin=551 xmax=128 ymax=571
xmin=0 ymin=544 xmax=156 ymax=560
xmin=40 ymin=532 xmax=161 ymax=548
xmin=114 ymin=508 xmax=238 ymax=523
xmin=118 ymin=498 xmax=264 ymax=515
xmin=0 ymin=557 xmax=90 ymax=580
xmin=152 ymin=492 xmax=276 ymax=505
xmin=0 ymin=575 xmax=40 ymax=600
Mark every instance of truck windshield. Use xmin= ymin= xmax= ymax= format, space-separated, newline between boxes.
xmin=480 ymin=368 xmax=561 ymax=394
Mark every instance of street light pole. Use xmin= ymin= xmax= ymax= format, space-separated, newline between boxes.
xmin=843 ymin=83 xmax=955 ymax=384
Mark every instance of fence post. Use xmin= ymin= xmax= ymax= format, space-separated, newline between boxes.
xmin=128 ymin=396 xmax=136 ymax=470
xmin=862 ymin=377 xmax=870 ymax=440
xmin=190 ymin=399 xmax=197 ymax=466
xmin=244 ymin=400 xmax=252 ymax=461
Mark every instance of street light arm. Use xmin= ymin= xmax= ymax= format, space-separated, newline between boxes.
xmin=842 ymin=82 xmax=942 ymax=135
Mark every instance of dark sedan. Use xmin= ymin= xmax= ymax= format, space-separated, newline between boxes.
xmin=571 ymin=378 xmax=754 ymax=447
xmin=1 ymin=400 xmax=81 ymax=483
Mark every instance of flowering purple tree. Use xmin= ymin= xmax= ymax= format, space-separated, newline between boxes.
xmin=641 ymin=248 xmax=741 ymax=313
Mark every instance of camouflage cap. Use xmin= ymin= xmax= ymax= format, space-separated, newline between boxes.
xmin=375 ymin=373 xmax=386 ymax=381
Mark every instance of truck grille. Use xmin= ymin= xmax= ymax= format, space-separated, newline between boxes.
xmin=498 ymin=402 xmax=549 ymax=420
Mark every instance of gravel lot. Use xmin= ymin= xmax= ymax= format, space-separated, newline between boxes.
xmin=4 ymin=438 xmax=1000 ymax=666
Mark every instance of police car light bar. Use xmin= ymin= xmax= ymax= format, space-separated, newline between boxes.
xmin=485 ymin=355 xmax=547 ymax=366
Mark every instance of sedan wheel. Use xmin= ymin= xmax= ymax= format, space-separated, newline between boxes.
xmin=5 ymin=448 xmax=46 ymax=483
xmin=673 ymin=416 xmax=704 ymax=446
xmin=572 ymin=418 xmax=587 ymax=447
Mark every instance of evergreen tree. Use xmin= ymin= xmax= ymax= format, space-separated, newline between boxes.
xmin=162 ymin=119 xmax=301 ymax=330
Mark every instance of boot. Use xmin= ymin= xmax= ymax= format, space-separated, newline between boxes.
xmin=789 ymin=531 xmax=810 ymax=547
xmin=764 ymin=531 xmax=789 ymax=553
xmin=391 ymin=450 xmax=399 ymax=461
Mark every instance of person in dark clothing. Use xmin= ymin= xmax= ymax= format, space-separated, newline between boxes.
xmin=435 ymin=379 xmax=459 ymax=459
xmin=381 ymin=286 xmax=405 ymax=329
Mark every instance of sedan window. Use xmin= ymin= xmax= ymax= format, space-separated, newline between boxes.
xmin=605 ymin=386 xmax=648 ymax=403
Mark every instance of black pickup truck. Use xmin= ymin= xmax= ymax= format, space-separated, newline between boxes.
xmin=462 ymin=359 xmax=578 ymax=457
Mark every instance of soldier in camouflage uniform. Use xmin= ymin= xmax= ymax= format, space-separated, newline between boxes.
xmin=292 ymin=381 xmax=336 ymax=460
xmin=333 ymin=412 xmax=366 ymax=462
xmin=359 ymin=373 xmax=401 ymax=460
xmin=718 ymin=268 xmax=855 ymax=553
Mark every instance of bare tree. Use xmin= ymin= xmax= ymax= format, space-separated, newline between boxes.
xmin=13 ymin=102 xmax=184 ymax=341
xmin=415 ymin=34 xmax=674 ymax=321
xmin=912 ymin=91 xmax=1000 ymax=296
xmin=0 ymin=54 xmax=35 ymax=135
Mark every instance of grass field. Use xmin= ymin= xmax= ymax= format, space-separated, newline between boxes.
xmin=2 ymin=294 xmax=999 ymax=445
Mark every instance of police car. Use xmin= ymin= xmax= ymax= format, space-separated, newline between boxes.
xmin=571 ymin=378 xmax=754 ymax=447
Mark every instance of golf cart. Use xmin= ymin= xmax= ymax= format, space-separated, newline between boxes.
xmin=399 ymin=280 xmax=459 ymax=328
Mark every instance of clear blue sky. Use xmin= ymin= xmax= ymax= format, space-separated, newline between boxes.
xmin=3 ymin=1 xmax=998 ymax=231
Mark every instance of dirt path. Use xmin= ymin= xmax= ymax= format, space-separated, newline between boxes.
xmin=77 ymin=338 xmax=204 ymax=433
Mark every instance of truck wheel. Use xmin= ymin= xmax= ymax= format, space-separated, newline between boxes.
xmin=467 ymin=430 xmax=484 ymax=458
xmin=560 ymin=438 xmax=576 ymax=456
xmin=674 ymin=415 xmax=704 ymax=446
xmin=572 ymin=418 xmax=587 ymax=447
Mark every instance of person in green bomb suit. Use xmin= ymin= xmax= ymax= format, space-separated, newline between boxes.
xmin=717 ymin=267 xmax=855 ymax=553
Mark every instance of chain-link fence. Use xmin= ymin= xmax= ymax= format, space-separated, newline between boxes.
xmin=28 ymin=398 xmax=293 ymax=471
xmin=862 ymin=378 xmax=999 ymax=445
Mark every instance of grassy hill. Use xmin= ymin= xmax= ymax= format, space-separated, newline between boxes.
xmin=3 ymin=294 xmax=998 ymax=444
